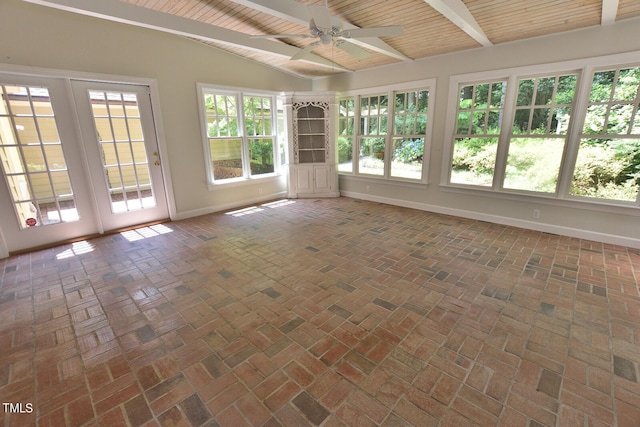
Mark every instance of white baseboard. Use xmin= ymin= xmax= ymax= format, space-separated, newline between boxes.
xmin=340 ymin=191 xmax=640 ymax=249
xmin=174 ymin=191 xmax=288 ymax=220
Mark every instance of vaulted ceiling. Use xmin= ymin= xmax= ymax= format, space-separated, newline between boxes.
xmin=23 ymin=0 xmax=640 ymax=78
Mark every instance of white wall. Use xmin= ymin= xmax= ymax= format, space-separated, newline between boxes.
xmin=0 ymin=0 xmax=311 ymax=222
xmin=314 ymin=19 xmax=640 ymax=248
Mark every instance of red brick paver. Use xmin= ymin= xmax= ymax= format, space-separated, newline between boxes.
xmin=1 ymin=197 xmax=639 ymax=426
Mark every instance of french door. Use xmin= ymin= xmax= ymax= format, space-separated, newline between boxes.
xmin=0 ymin=74 xmax=169 ymax=255
xmin=71 ymin=81 xmax=168 ymax=231
xmin=0 ymin=75 xmax=98 ymax=253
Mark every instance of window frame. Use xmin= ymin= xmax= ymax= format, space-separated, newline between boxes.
xmin=338 ymin=78 xmax=436 ymax=184
xmin=500 ymin=72 xmax=579 ymax=195
xmin=197 ymin=84 xmax=281 ymax=188
xmin=449 ymin=78 xmax=508 ymax=189
xmin=567 ymin=65 xmax=640 ymax=203
xmin=442 ymin=51 xmax=640 ymax=211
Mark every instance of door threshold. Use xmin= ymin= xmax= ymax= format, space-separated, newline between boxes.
xmin=8 ymin=219 xmax=171 ymax=257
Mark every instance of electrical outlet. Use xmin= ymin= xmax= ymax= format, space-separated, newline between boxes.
xmin=532 ymin=209 xmax=541 ymax=219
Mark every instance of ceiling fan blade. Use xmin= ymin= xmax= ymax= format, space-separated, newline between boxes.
xmin=336 ymin=41 xmax=370 ymax=59
xmin=291 ymin=41 xmax=321 ymax=60
xmin=340 ymin=25 xmax=404 ymax=39
xmin=250 ymin=34 xmax=311 ymax=39
xmin=308 ymin=4 xmax=332 ymax=29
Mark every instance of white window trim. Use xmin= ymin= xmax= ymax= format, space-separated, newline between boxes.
xmin=441 ymin=50 xmax=640 ymax=211
xmin=337 ymin=78 xmax=436 ymax=185
xmin=197 ymin=83 xmax=282 ymax=189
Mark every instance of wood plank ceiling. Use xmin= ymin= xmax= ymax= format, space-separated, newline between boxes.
xmin=23 ymin=0 xmax=640 ymax=78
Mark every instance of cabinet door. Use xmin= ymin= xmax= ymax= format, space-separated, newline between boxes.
xmin=295 ymin=166 xmax=314 ymax=193
xmin=313 ymin=165 xmax=332 ymax=193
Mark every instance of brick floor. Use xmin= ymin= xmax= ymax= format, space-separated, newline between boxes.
xmin=1 ymin=197 xmax=639 ymax=426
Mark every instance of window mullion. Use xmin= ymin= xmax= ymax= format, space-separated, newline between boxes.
xmin=237 ymin=94 xmax=251 ymax=178
xmin=384 ymin=91 xmax=394 ymax=179
xmin=270 ymin=95 xmax=279 ymax=174
xmin=494 ymin=76 xmax=518 ymax=191
xmin=353 ymin=95 xmax=361 ymax=175
xmin=557 ymin=66 xmax=592 ymax=198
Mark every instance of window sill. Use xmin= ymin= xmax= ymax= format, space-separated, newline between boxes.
xmin=339 ymin=173 xmax=428 ymax=188
xmin=207 ymin=174 xmax=284 ymax=191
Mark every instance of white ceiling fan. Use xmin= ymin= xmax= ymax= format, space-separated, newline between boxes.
xmin=251 ymin=1 xmax=403 ymax=60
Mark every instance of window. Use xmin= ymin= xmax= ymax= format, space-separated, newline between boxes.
xmin=445 ymin=56 xmax=640 ymax=208
xmin=570 ymin=66 xmax=640 ymax=202
xmin=200 ymin=87 xmax=279 ymax=184
xmin=391 ymin=90 xmax=430 ymax=180
xmin=339 ymin=81 xmax=434 ymax=182
xmin=504 ymin=74 xmax=577 ymax=193
xmin=338 ymin=96 xmax=355 ymax=173
xmin=358 ymin=94 xmax=388 ymax=176
xmin=451 ymin=80 xmax=506 ymax=186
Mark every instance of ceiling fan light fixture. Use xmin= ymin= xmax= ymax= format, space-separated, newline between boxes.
xmin=252 ymin=1 xmax=403 ymax=61
xmin=320 ymin=33 xmax=333 ymax=44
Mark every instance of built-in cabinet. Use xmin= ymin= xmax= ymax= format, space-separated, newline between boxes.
xmin=284 ymin=93 xmax=339 ymax=198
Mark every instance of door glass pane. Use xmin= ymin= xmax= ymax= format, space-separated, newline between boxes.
xmin=128 ymin=118 xmax=143 ymax=140
xmin=51 ymin=171 xmax=73 ymax=196
xmin=94 ymin=118 xmax=113 ymax=141
xmin=22 ymin=145 xmax=47 ymax=172
xmin=0 ymin=84 xmax=79 ymax=229
xmin=131 ymin=142 xmax=147 ymax=163
xmin=112 ymin=118 xmax=128 ymax=141
xmin=88 ymin=90 xmax=156 ymax=213
xmin=44 ymin=145 xmax=66 ymax=170
xmin=106 ymin=166 xmax=122 ymax=189
xmin=116 ymin=142 xmax=134 ymax=164
xmin=14 ymin=117 xmax=39 ymax=144
xmin=0 ymin=146 xmax=26 ymax=173
xmin=39 ymin=118 xmax=60 ymax=142
xmin=136 ymin=164 xmax=151 ymax=185
xmin=101 ymin=143 xmax=117 ymax=166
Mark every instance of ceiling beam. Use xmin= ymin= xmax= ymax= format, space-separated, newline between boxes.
xmin=601 ymin=0 xmax=619 ymax=25
xmin=424 ymin=0 xmax=492 ymax=47
xmin=22 ymin=0 xmax=350 ymax=72
xmin=227 ymin=0 xmax=411 ymax=61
